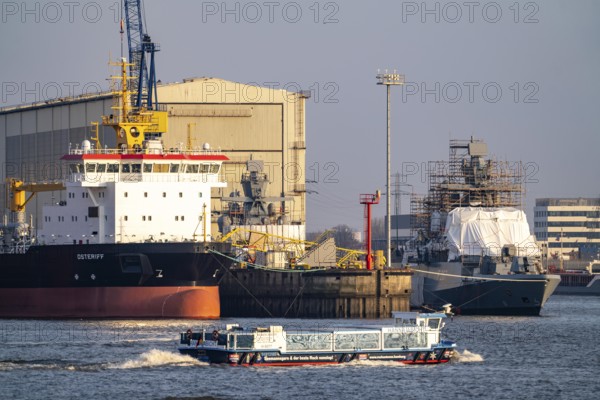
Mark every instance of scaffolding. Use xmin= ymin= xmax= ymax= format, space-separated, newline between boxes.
xmin=411 ymin=138 xmax=524 ymax=240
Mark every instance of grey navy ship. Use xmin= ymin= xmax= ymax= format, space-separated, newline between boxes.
xmin=408 ymin=138 xmax=560 ymax=315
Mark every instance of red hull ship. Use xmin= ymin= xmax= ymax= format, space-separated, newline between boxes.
xmin=0 ymin=60 xmax=233 ymax=318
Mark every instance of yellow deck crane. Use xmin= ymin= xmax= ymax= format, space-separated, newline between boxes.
xmin=6 ymin=178 xmax=65 ymax=213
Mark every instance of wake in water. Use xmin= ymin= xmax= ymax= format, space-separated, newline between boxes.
xmin=0 ymin=349 xmax=204 ymax=372
xmin=110 ymin=349 xmax=205 ymax=369
xmin=454 ymin=349 xmax=484 ymax=362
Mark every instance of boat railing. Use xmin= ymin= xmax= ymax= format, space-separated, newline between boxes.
xmin=67 ymin=146 xmax=223 ymax=157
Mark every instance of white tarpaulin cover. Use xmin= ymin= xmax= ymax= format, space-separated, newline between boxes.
xmin=445 ymin=207 xmax=540 ymax=260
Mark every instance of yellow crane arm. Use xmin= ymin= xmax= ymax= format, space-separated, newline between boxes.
xmin=6 ymin=179 xmax=65 ymax=212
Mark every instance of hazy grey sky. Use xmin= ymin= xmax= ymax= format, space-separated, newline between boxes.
xmin=1 ymin=0 xmax=599 ymax=231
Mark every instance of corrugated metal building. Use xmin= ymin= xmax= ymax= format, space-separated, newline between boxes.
xmin=0 ymin=78 xmax=307 ymax=232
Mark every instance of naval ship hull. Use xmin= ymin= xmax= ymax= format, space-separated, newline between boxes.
xmin=0 ymin=242 xmax=233 ymax=319
xmin=553 ymin=274 xmax=600 ymax=296
xmin=413 ymin=264 xmax=561 ymax=316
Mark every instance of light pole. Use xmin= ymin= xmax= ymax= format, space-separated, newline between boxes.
xmin=376 ymin=70 xmax=404 ymax=268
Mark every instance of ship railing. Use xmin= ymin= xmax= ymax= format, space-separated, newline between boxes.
xmin=67 ymin=147 xmax=223 ymax=156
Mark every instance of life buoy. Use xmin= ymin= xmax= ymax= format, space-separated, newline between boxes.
xmin=212 ymin=330 xmax=219 ymax=341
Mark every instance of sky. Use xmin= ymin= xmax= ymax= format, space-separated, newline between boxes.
xmin=1 ymin=0 xmax=599 ymax=232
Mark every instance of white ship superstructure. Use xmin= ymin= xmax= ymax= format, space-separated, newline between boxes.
xmin=39 ymin=141 xmax=227 ymax=245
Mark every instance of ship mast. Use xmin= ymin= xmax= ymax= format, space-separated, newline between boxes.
xmin=101 ymin=58 xmax=168 ymax=152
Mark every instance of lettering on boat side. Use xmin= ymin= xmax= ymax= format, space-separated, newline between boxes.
xmin=262 ymin=354 xmax=337 ymax=362
xmin=76 ymin=254 xmax=105 ymax=260
xmin=368 ymin=354 xmax=408 ymax=360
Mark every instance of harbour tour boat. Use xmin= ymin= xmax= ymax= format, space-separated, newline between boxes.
xmin=179 ymin=311 xmax=456 ymax=366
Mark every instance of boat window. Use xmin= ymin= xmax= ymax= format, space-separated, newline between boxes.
xmin=209 ymin=164 xmax=220 ymax=174
xmin=170 ymin=164 xmax=179 ymax=173
xmin=97 ymin=164 xmax=106 ymax=173
xmin=427 ymin=318 xmax=441 ymax=330
xmin=143 ymin=164 xmax=153 ymax=173
xmin=107 ymin=164 xmax=119 ymax=173
xmin=85 ymin=163 xmax=97 ymax=173
xmin=122 ymin=164 xmax=131 ymax=173
xmin=217 ymin=334 xmax=227 ymax=346
xmin=235 ymin=334 xmax=254 ymax=349
xmin=186 ymin=164 xmax=199 ymax=173
xmin=199 ymin=164 xmax=210 ymax=173
xmin=383 ymin=332 xmax=427 ymax=349
xmin=69 ymin=163 xmax=84 ymax=173
xmin=334 ymin=332 xmax=380 ymax=351
xmin=155 ymin=164 xmax=169 ymax=173
xmin=286 ymin=333 xmax=332 ymax=351
xmin=131 ymin=164 xmax=142 ymax=173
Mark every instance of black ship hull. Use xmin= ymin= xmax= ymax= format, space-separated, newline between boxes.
xmin=0 ymin=242 xmax=233 ymax=318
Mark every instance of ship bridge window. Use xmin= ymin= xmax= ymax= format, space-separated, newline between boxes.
xmin=209 ymin=164 xmax=220 ymax=174
xmin=69 ymin=163 xmax=84 ymax=173
xmin=235 ymin=334 xmax=255 ymax=349
xmin=131 ymin=164 xmax=141 ymax=173
xmin=427 ymin=318 xmax=441 ymax=330
xmin=170 ymin=164 xmax=180 ymax=173
xmin=199 ymin=164 xmax=209 ymax=173
xmin=143 ymin=164 xmax=153 ymax=173
xmin=186 ymin=164 xmax=199 ymax=173
xmin=107 ymin=164 xmax=119 ymax=173
xmin=121 ymin=164 xmax=131 ymax=173
xmin=155 ymin=164 xmax=169 ymax=173
xmin=86 ymin=163 xmax=97 ymax=173
xmin=97 ymin=164 xmax=106 ymax=173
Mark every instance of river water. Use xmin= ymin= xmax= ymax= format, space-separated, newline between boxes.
xmin=0 ymin=295 xmax=597 ymax=400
